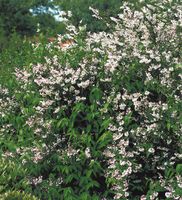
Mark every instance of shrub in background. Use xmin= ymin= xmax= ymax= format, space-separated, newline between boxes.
xmin=0 ymin=1 xmax=182 ymax=199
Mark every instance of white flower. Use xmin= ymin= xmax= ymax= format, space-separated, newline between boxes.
xmin=67 ymin=11 xmax=72 ymax=17
xmin=119 ymin=103 xmax=126 ymax=110
xmin=85 ymin=147 xmax=91 ymax=158
xmin=148 ymin=148 xmax=155 ymax=153
xmin=165 ymin=192 xmax=172 ymax=198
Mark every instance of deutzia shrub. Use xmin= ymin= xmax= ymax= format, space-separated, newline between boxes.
xmin=0 ymin=1 xmax=181 ymax=200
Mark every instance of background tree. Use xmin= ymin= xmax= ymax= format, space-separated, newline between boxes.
xmin=0 ymin=0 xmax=63 ymax=50
xmin=56 ymin=0 xmax=123 ymax=32
xmin=0 ymin=0 xmax=59 ymax=37
xmin=34 ymin=13 xmax=66 ymax=36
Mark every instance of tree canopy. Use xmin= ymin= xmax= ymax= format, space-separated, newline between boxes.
xmin=0 ymin=0 xmax=57 ymax=36
xmin=57 ymin=0 xmax=123 ymax=32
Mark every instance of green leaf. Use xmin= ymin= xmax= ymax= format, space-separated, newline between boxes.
xmin=123 ymin=112 xmax=132 ymax=126
xmin=176 ymin=164 xmax=182 ymax=174
xmin=80 ymin=192 xmax=89 ymax=200
xmin=97 ymin=131 xmax=112 ymax=149
xmin=57 ymin=118 xmax=69 ymax=129
xmin=89 ymin=87 xmax=102 ymax=103
xmin=100 ymin=118 xmax=111 ymax=133
xmin=167 ymin=122 xmax=171 ymax=131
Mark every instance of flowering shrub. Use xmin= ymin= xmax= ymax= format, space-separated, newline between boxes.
xmin=0 ymin=1 xmax=182 ymax=199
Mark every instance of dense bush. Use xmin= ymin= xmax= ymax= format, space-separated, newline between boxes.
xmin=0 ymin=1 xmax=182 ymax=199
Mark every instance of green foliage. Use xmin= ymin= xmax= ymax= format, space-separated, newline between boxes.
xmin=0 ymin=190 xmax=39 ymax=200
xmin=34 ymin=13 xmax=66 ymax=36
xmin=0 ymin=0 xmax=37 ymax=36
xmin=0 ymin=33 xmax=52 ymax=85
xmin=57 ymin=0 xmax=122 ymax=32
xmin=0 ymin=158 xmax=29 ymax=193
xmin=0 ymin=0 xmax=62 ymax=46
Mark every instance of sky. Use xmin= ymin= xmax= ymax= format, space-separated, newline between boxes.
xmin=30 ymin=5 xmax=63 ymax=22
